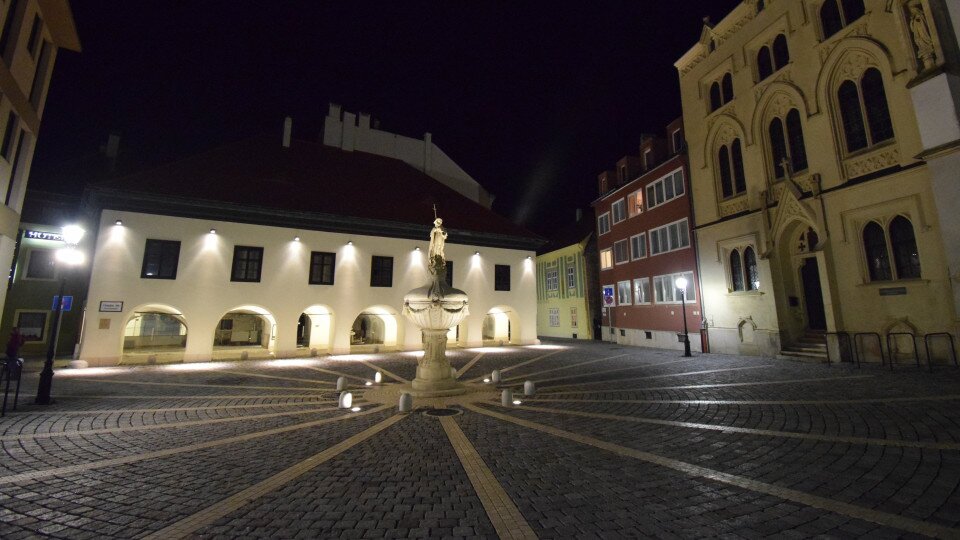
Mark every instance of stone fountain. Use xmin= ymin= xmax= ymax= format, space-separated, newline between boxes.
xmin=402 ymin=216 xmax=469 ymax=397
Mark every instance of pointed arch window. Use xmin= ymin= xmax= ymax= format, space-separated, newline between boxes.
xmin=718 ymin=145 xmax=733 ymax=198
xmin=731 ymin=139 xmax=746 ymax=194
xmin=730 ymin=249 xmax=745 ymax=291
xmin=768 ymin=108 xmax=808 ymax=179
xmin=821 ymin=0 xmax=865 ymax=39
xmin=838 ymin=68 xmax=893 ymax=154
xmin=772 ymin=34 xmax=789 ymax=69
xmin=717 ymin=138 xmax=746 ymax=199
xmin=710 ymin=82 xmax=722 ymax=111
xmin=722 ymin=73 xmax=734 ymax=102
xmin=889 ymin=216 xmax=921 ymax=279
xmin=744 ymin=247 xmax=759 ymax=290
xmin=863 ymin=221 xmax=892 ymax=281
xmin=757 ymin=47 xmax=773 ymax=80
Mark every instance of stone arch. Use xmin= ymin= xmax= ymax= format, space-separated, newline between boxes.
xmin=737 ymin=316 xmax=758 ymax=344
xmin=298 ymin=304 xmax=335 ymax=355
xmin=752 ymin=82 xmax=813 ymax=138
xmin=350 ymin=305 xmax=400 ymax=352
xmin=483 ymin=305 xmax=520 ymax=346
xmin=814 ymin=37 xmax=901 ymax=122
xmin=120 ymin=303 xmax=188 ymax=365
xmin=702 ymin=114 xmax=750 ymax=170
xmin=882 ymin=317 xmax=921 ymax=362
xmin=214 ymin=305 xmax=278 ymax=361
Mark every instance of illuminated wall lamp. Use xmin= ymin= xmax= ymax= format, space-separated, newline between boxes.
xmin=294 ymin=236 xmax=301 ymax=242
xmin=209 ymin=228 xmax=217 ymax=234
xmin=114 ymin=219 xmax=123 ymax=226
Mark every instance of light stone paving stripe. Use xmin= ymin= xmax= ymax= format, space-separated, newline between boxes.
xmin=506 ymin=356 xmax=694 ymax=384
xmin=302 ymin=365 xmax=374 ymax=384
xmin=26 ymin=401 xmax=339 ymax=415
xmin=510 ymin=403 xmax=960 ymax=451
xmin=53 ymin=394 xmax=333 ymax=399
xmin=466 ymin=404 xmax=960 ymax=539
xmin=0 ymin=404 xmax=393 ymax=487
xmin=523 ymin=394 xmax=960 ymax=406
xmin=501 ymin=353 xmax=648 ymax=382
xmin=144 ymin=414 xmax=406 ymax=540
xmin=540 ymin=374 xmax=874 ymax=395
xmin=359 ymin=360 xmax=410 ymax=383
xmin=440 ymin=416 xmax=538 ymax=540
xmin=0 ymin=406 xmax=344 ymax=442
xmin=541 ymin=365 xmax=772 ymax=392
xmin=455 ymin=352 xmax=485 ymax=380
xmin=67 ymin=378 xmax=328 ymax=392
xmin=466 ymin=350 xmax=566 ymax=382
xmin=214 ymin=369 xmax=335 ymax=386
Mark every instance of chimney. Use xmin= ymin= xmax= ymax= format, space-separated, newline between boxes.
xmin=575 ymin=208 xmax=583 ymax=222
xmin=358 ymin=113 xmax=371 ymax=129
xmin=282 ymin=117 xmax=292 ymax=148
xmin=328 ymin=103 xmax=342 ymax=119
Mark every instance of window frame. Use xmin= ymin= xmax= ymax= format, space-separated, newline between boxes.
xmin=370 ymin=255 xmax=394 ymax=287
xmin=230 ymin=245 xmax=264 ymax=283
xmin=645 ymin=168 xmax=685 ymax=211
xmin=649 ymin=218 xmax=691 ymax=256
xmin=599 ymin=248 xmax=613 ymax=270
xmin=545 ymin=267 xmax=559 ymax=292
xmin=16 ymin=310 xmax=48 ymax=342
xmin=653 ymin=271 xmax=696 ymax=304
xmin=494 ymin=264 xmax=511 ymax=291
xmin=862 ymin=216 xmax=921 ymax=282
xmin=597 ymin=212 xmax=611 ymax=235
xmin=613 ymin=239 xmax=630 ymax=265
xmin=617 ymin=280 xmax=632 ymax=306
xmin=308 ymin=251 xmax=336 ymax=285
xmin=630 ymin=233 xmax=647 ymax=260
xmin=548 ymin=307 xmax=560 ymax=327
xmin=633 ymin=277 xmax=651 ymax=305
xmin=611 ymin=199 xmax=627 ymax=224
xmin=141 ymin=239 xmax=182 ymax=280
xmin=24 ymin=247 xmax=56 ymax=280
xmin=566 ymin=266 xmax=576 ymax=289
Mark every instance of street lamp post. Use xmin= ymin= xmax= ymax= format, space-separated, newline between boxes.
xmin=35 ymin=225 xmax=85 ymax=405
xmin=675 ymin=276 xmax=692 ymax=358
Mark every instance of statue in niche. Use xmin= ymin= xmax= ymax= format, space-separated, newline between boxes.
xmin=907 ymin=1 xmax=936 ymax=70
xmin=428 ymin=216 xmax=447 ymax=276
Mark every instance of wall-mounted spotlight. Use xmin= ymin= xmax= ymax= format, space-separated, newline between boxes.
xmin=347 ymin=240 xmax=354 ymax=246
xmin=294 ymin=236 xmax=301 ymax=242
xmin=209 ymin=228 xmax=217 ymax=234
xmin=474 ymin=251 xmax=480 ymax=255
xmin=115 ymin=219 xmax=123 ymax=226
xmin=415 ymin=246 xmax=421 ymax=251
xmin=526 ymin=256 xmax=532 ymax=260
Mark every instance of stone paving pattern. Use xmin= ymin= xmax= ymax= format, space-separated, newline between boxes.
xmin=0 ymin=340 xmax=957 ymax=538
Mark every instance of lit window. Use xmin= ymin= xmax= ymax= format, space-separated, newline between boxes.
xmin=633 ymin=277 xmax=651 ymax=304
xmin=627 ymin=190 xmax=644 ymax=217
xmin=566 ymin=266 xmax=576 ymax=289
xmin=617 ymin=280 xmax=632 ymax=305
xmin=600 ymin=248 xmax=613 ymax=270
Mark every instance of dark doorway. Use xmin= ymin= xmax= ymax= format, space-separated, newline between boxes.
xmin=800 ymin=258 xmax=826 ymax=330
xmin=297 ymin=314 xmax=308 ymax=347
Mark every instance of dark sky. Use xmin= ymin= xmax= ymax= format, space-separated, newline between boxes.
xmin=32 ymin=1 xmax=740 ymax=236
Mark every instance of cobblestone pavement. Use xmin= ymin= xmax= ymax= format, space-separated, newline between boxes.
xmin=1 ymin=341 xmax=960 ymax=538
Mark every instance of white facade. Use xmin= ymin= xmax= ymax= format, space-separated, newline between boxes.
xmin=78 ymin=210 xmax=537 ymax=366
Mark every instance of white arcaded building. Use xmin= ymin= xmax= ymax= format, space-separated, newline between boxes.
xmin=76 ymin=117 xmax=540 ymax=366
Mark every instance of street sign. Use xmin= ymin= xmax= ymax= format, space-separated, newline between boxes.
xmin=52 ymin=295 xmax=73 ymax=311
xmin=602 ymin=285 xmax=615 ymax=307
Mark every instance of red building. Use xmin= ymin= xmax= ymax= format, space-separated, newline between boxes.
xmin=592 ymin=118 xmax=703 ymax=351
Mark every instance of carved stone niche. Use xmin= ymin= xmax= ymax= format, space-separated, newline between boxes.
xmin=843 ymin=147 xmax=901 ymax=178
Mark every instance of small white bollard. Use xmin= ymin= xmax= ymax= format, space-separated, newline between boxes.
xmin=524 ymin=380 xmax=536 ymax=396
xmin=398 ymin=393 xmax=413 ymax=413
xmin=374 ymin=371 xmax=383 ymax=383
xmin=491 ymin=370 xmax=501 ymax=383
xmin=501 ymin=388 xmax=513 ymax=407
xmin=338 ymin=391 xmax=353 ymax=409
xmin=336 ymin=376 xmax=346 ymax=391
xmin=450 ymin=367 xmax=457 ymax=378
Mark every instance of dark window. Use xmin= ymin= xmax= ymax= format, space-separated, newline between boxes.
xmin=863 ymin=221 xmax=891 ymax=281
xmin=773 ymin=34 xmax=789 ymax=69
xmin=25 ymin=248 xmax=55 ymax=279
xmin=730 ymin=249 xmax=745 ymax=291
xmin=862 ymin=68 xmax=894 ymax=145
xmin=231 ymin=246 xmax=264 ymax=282
xmin=769 ymin=117 xmax=788 ymax=179
xmin=220 ymin=319 xmax=233 ymax=330
xmin=757 ymin=0 xmax=765 ymax=12
xmin=710 ymin=82 xmax=722 ymax=111
xmin=838 ymin=80 xmax=867 ymax=152
xmin=25 ymin=13 xmax=40 ymax=57
xmin=718 ymin=145 xmax=733 ymax=198
xmin=757 ymin=46 xmax=773 ymax=80
xmin=721 ymin=73 xmax=734 ymax=103
xmin=745 ymin=247 xmax=759 ymax=290
xmin=29 ymin=39 xmax=51 ymax=108
xmin=0 ymin=111 xmax=19 ymax=160
xmin=17 ymin=311 xmax=45 ymax=341
xmin=786 ymin=109 xmax=808 ymax=172
xmin=445 ymin=261 xmax=453 ymax=286
xmin=820 ymin=0 xmax=844 ymax=38
xmin=494 ymin=264 xmax=511 ymax=291
xmin=0 ymin=0 xmax=21 ymax=59
xmin=889 ymin=216 xmax=921 ymax=279
xmin=370 ymin=255 xmax=393 ymax=287
xmin=3 ymin=132 xmax=24 ymax=206
xmin=141 ymin=239 xmax=181 ymax=279
xmin=309 ymin=251 xmax=336 ymax=285
xmin=841 ymin=0 xmax=865 ymax=24
xmin=672 ymin=130 xmax=683 ymax=153
xmin=731 ymin=139 xmax=746 ymax=194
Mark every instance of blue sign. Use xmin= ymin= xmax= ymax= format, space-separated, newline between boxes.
xmin=52 ymin=295 xmax=73 ymax=311
xmin=602 ymin=286 xmax=616 ymax=307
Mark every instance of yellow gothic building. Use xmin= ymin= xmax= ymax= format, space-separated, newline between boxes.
xmin=676 ymin=0 xmax=958 ymax=364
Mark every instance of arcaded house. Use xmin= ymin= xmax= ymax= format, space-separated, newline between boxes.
xmin=592 ymin=118 xmax=702 ymax=351
xmin=676 ymin=0 xmax=957 ymax=362
xmin=76 ymin=110 xmax=541 ymax=366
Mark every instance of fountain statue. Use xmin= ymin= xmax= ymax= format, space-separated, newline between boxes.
xmin=402 ymin=215 xmax=469 ymax=396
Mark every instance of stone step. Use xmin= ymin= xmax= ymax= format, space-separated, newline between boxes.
xmin=777 ymin=352 xmax=828 ymax=363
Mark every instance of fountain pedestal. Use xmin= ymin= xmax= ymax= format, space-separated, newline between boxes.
xmin=410 ymin=329 xmax=464 ymax=396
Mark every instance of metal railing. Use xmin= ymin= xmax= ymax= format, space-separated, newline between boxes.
xmin=924 ymin=333 xmax=959 ymax=372
xmin=885 ymin=332 xmax=920 ymax=371
xmin=853 ymin=332 xmax=886 ymax=368
xmin=824 ymin=331 xmax=853 ymax=367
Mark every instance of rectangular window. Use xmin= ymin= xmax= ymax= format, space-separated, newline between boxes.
xmin=566 ymin=266 xmax=576 ymax=289
xmin=598 ymin=212 xmax=611 ymax=235
xmin=141 ymin=239 xmax=181 ymax=280
xmin=630 ymin=233 xmax=646 ymax=260
xmin=26 ymin=14 xmax=40 ymax=58
xmin=600 ymin=248 xmax=613 ymax=270
xmin=445 ymin=261 xmax=453 ymax=286
xmin=646 ymin=168 xmax=685 ymax=210
xmin=613 ymin=239 xmax=629 ymax=264
xmin=617 ymin=280 xmax=632 ymax=305
xmin=649 ymin=218 xmax=690 ymax=256
xmin=611 ymin=199 xmax=626 ymax=224
xmin=17 ymin=311 xmax=46 ymax=341
xmin=370 ymin=255 xmax=393 ymax=287
xmin=627 ymin=189 xmax=644 ymax=217
xmin=495 ymin=264 xmax=511 ymax=291
xmin=0 ymin=0 xmax=21 ymax=58
xmin=0 ymin=111 xmax=19 ymax=161
xmin=231 ymin=246 xmax=264 ymax=282
xmin=653 ymin=271 xmax=696 ymax=303
xmin=545 ymin=267 xmax=559 ymax=291
xmin=643 ymin=148 xmax=652 ymax=170
xmin=29 ymin=39 xmax=51 ymax=108
xmin=672 ymin=129 xmax=683 ymax=153
xmin=25 ymin=248 xmax=55 ymax=279
xmin=309 ymin=251 xmax=336 ymax=285
xmin=633 ymin=277 xmax=651 ymax=304
xmin=570 ymin=307 xmax=578 ymax=327
xmin=548 ymin=307 xmax=560 ymax=327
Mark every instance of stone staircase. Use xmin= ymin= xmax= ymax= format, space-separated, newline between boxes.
xmin=779 ymin=330 xmax=828 ymax=363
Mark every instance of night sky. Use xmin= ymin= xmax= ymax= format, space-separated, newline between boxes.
xmin=32 ymin=1 xmax=740 ymax=236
